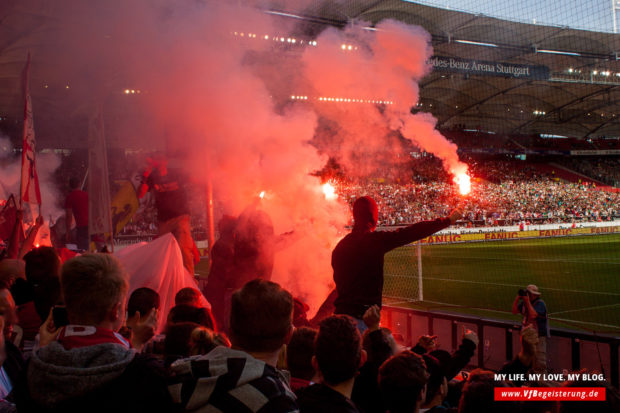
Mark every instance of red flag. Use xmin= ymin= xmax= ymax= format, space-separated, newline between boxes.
xmin=20 ymin=53 xmax=42 ymax=207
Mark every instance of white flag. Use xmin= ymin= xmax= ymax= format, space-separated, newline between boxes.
xmin=88 ymin=107 xmax=113 ymax=249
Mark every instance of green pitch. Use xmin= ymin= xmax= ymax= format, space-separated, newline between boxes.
xmin=382 ymin=234 xmax=620 ymax=335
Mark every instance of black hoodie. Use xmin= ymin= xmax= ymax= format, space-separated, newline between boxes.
xmin=298 ymin=384 xmax=359 ymax=413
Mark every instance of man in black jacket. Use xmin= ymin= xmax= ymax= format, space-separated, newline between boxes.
xmin=332 ymin=196 xmax=461 ymax=326
xmin=298 ymin=315 xmax=365 ymax=413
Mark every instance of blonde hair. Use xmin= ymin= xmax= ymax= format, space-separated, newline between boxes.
xmin=189 ymin=326 xmax=216 ymax=356
xmin=61 ymin=253 xmax=128 ymax=325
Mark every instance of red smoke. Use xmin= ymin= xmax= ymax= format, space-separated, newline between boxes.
xmin=303 ymin=19 xmax=469 ymax=181
xmin=24 ymin=1 xmax=469 ymax=313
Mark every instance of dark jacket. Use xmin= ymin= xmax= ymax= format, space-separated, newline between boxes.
xmin=352 ymin=329 xmax=393 ymax=413
xmin=298 ymin=384 xmax=359 ymax=413
xmin=14 ymin=341 xmax=174 ymax=413
xmin=3 ymin=341 xmax=25 ymax=387
xmin=332 ymin=218 xmax=450 ymax=318
xmin=412 ymin=338 xmax=477 ymax=381
xmin=168 ymin=346 xmax=298 ymax=412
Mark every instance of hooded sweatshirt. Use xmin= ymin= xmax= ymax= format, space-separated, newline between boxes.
xmin=168 ymin=346 xmax=298 ymax=412
xmin=297 ymin=384 xmax=359 ymax=413
xmin=14 ymin=339 xmax=173 ymax=413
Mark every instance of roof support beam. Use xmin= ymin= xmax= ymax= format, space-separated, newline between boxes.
xmin=437 ymin=80 xmax=531 ymax=128
xmin=511 ymin=86 xmax=617 ymax=134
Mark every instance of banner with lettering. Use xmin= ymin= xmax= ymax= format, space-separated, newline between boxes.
xmin=419 ymin=226 xmax=620 ymax=245
xmin=428 ymin=56 xmax=550 ymax=80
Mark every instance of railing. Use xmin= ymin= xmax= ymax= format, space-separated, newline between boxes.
xmin=382 ymin=305 xmax=620 ymax=388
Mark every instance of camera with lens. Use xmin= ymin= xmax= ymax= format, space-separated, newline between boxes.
xmin=518 ymin=288 xmax=527 ymax=297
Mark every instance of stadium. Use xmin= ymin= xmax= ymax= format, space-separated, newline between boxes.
xmin=1 ymin=0 xmax=620 ymax=408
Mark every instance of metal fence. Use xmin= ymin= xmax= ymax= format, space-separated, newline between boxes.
xmin=382 ymin=305 xmax=620 ymax=388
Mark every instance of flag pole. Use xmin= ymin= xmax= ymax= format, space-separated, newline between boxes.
xmin=18 ymin=53 xmax=31 ymax=210
xmin=205 ymin=174 xmax=215 ymax=261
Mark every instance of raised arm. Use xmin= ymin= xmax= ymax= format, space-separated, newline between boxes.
xmin=137 ymin=166 xmax=152 ymax=199
xmin=378 ymin=208 xmax=462 ymax=252
xmin=511 ymin=295 xmax=521 ymax=315
xmin=18 ymin=215 xmax=43 ymax=259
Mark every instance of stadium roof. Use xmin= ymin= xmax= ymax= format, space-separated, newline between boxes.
xmin=287 ymin=0 xmax=620 ymax=138
xmin=1 ymin=0 xmax=619 ymax=146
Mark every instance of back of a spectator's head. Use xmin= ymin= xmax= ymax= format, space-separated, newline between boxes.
xmin=458 ymin=369 xmax=518 ymax=413
xmin=314 ymin=315 xmax=365 ymax=386
xmin=353 ymin=196 xmax=378 ymax=231
xmin=24 ymin=247 xmax=60 ymax=285
xmin=127 ymin=287 xmax=160 ymax=318
xmin=363 ymin=327 xmax=396 ymax=365
xmin=0 ymin=287 xmax=17 ymax=336
xmin=189 ymin=326 xmax=217 ymax=356
xmin=61 ymin=253 xmax=128 ymax=327
xmin=379 ymin=350 xmax=429 ymax=413
xmin=230 ymin=279 xmax=293 ymax=353
xmin=218 ymin=215 xmax=236 ymax=235
xmin=287 ymin=326 xmax=317 ymax=381
xmin=0 ymin=259 xmax=25 ymax=287
xmin=174 ymin=287 xmax=202 ymax=307
xmin=164 ymin=322 xmax=199 ymax=365
xmin=423 ymin=354 xmax=447 ymax=405
xmin=167 ymin=304 xmax=215 ymax=330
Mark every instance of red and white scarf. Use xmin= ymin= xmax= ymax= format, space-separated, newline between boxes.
xmin=58 ymin=325 xmax=131 ymax=350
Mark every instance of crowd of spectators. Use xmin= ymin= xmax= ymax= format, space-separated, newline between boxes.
xmin=555 ymin=157 xmax=620 ymax=187
xmin=0 ymin=249 xmax=616 ymax=412
xmin=334 ymin=158 xmax=620 ymax=227
xmin=116 ymin=155 xmax=620 ymax=235
xmin=44 ymin=147 xmax=620 ymax=240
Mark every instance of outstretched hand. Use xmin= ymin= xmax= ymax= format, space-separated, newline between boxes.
xmin=130 ymin=308 xmax=158 ymax=351
xmin=39 ymin=309 xmax=61 ymax=348
xmin=462 ymin=326 xmax=479 ymax=347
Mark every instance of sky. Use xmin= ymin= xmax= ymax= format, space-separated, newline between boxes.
xmin=408 ymin=0 xmax=618 ymax=33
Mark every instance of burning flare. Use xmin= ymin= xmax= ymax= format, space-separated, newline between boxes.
xmin=454 ymin=173 xmax=471 ymax=195
xmin=322 ymin=182 xmax=337 ymax=200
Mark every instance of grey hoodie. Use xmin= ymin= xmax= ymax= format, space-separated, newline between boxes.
xmin=15 ymin=341 xmax=173 ymax=413
xmin=27 ymin=341 xmax=136 ymax=407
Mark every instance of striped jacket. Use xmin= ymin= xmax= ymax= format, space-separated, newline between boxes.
xmin=169 ymin=346 xmax=299 ymax=413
